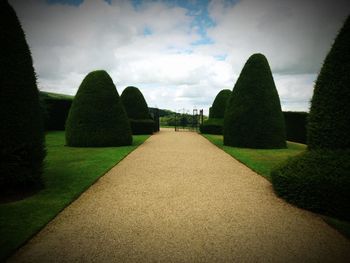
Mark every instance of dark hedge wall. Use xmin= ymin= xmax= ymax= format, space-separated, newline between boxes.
xmin=283 ymin=111 xmax=308 ymax=144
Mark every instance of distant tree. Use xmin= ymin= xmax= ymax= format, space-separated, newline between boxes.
xmin=65 ymin=70 xmax=132 ymax=146
xmin=121 ymin=86 xmax=154 ymax=134
xmin=0 ymin=1 xmax=46 ymax=193
xmin=224 ymin=53 xmax=286 ymax=148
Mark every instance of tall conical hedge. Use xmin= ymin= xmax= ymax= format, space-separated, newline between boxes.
xmin=224 ymin=53 xmax=286 ymax=148
xmin=271 ymin=16 xmax=350 ymax=220
xmin=121 ymin=86 xmax=154 ymax=135
xmin=307 ymin=16 xmax=350 ymax=150
xmin=209 ymin=89 xmax=231 ymax=119
xmin=121 ymin=86 xmax=151 ymax=119
xmin=0 ymin=1 xmax=46 ymax=193
xmin=65 ymin=70 xmax=132 ymax=147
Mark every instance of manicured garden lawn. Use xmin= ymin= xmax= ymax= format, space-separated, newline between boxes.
xmin=0 ymin=131 xmax=149 ymax=261
xmin=203 ymin=134 xmax=350 ymax=239
xmin=202 ymin=134 xmax=306 ymax=180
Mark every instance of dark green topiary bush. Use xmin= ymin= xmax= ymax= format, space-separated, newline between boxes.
xmin=65 ymin=70 xmax=132 ymax=147
xmin=308 ymin=16 xmax=350 ymax=150
xmin=283 ymin=111 xmax=308 ymax=144
xmin=209 ymin=89 xmax=232 ymax=119
xmin=271 ymin=150 xmax=350 ymax=220
xmin=224 ymin=53 xmax=286 ymax=148
xmin=200 ymin=118 xmax=224 ymax=135
xmin=0 ymin=1 xmax=46 ymax=193
xmin=121 ymin=86 xmax=151 ymax=119
xmin=272 ymin=16 xmax=350 ymax=220
xmin=121 ymin=86 xmax=154 ymax=135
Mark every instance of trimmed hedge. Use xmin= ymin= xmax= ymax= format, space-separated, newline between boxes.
xmin=307 ymin=16 xmax=350 ymax=150
xmin=0 ymin=1 xmax=46 ymax=193
xmin=65 ymin=70 xmax=132 ymax=147
xmin=272 ymin=16 xmax=350 ymax=221
xmin=39 ymin=92 xmax=73 ymax=130
xmin=121 ymin=86 xmax=154 ymax=135
xmin=149 ymin=107 xmax=160 ymax=132
xmin=130 ymin=119 xmax=155 ymax=135
xmin=121 ymin=86 xmax=151 ymax=120
xmin=283 ymin=111 xmax=308 ymax=144
xmin=200 ymin=118 xmax=223 ymax=135
xmin=209 ymin=89 xmax=231 ymax=119
xmin=224 ymin=53 xmax=286 ymax=149
xmin=271 ymin=150 xmax=350 ymax=220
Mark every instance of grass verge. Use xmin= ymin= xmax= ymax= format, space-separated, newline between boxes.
xmin=202 ymin=134 xmax=306 ymax=180
xmin=202 ymin=134 xmax=350 ymax=239
xmin=0 ymin=131 xmax=149 ymax=261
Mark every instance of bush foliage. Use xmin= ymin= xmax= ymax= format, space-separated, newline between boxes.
xmin=209 ymin=89 xmax=231 ymax=119
xmin=224 ymin=53 xmax=286 ymax=148
xmin=271 ymin=150 xmax=350 ymax=220
xmin=283 ymin=111 xmax=308 ymax=144
xmin=307 ymin=16 xmax=350 ymax=150
xmin=272 ymin=16 xmax=350 ymax=221
xmin=65 ymin=70 xmax=132 ymax=147
xmin=40 ymin=92 xmax=73 ymax=130
xmin=121 ymin=86 xmax=154 ymax=134
xmin=121 ymin=86 xmax=151 ymax=120
xmin=0 ymin=1 xmax=46 ymax=192
xmin=200 ymin=118 xmax=224 ymax=135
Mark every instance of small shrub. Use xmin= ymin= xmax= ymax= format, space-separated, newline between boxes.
xmin=65 ymin=70 xmax=132 ymax=147
xmin=200 ymin=118 xmax=223 ymax=135
xmin=271 ymin=150 xmax=350 ymax=220
xmin=224 ymin=53 xmax=286 ymax=149
xmin=0 ymin=1 xmax=45 ymax=193
xmin=283 ymin=111 xmax=308 ymax=144
xmin=209 ymin=89 xmax=231 ymax=119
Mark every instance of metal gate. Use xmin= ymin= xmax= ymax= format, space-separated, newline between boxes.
xmin=174 ymin=108 xmax=203 ymax=132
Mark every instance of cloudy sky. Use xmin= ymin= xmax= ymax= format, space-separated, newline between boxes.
xmin=11 ymin=0 xmax=350 ymax=114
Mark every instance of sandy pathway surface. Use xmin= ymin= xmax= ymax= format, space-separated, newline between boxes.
xmin=9 ymin=129 xmax=350 ymax=262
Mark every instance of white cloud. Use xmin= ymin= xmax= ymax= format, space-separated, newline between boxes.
xmin=10 ymin=0 xmax=350 ymax=113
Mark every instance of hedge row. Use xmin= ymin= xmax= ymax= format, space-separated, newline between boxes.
xmin=200 ymin=118 xmax=223 ymax=135
xmin=283 ymin=111 xmax=308 ymax=144
xmin=40 ymin=92 xmax=73 ymax=130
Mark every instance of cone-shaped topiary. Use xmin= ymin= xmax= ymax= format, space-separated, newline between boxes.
xmin=224 ymin=53 xmax=286 ymax=149
xmin=209 ymin=89 xmax=231 ymax=119
xmin=307 ymin=16 xmax=350 ymax=150
xmin=0 ymin=1 xmax=46 ymax=193
xmin=271 ymin=16 xmax=350 ymax=220
xmin=121 ymin=86 xmax=154 ymax=135
xmin=65 ymin=70 xmax=132 ymax=147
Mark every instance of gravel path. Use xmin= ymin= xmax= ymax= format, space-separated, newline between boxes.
xmin=9 ymin=129 xmax=350 ymax=262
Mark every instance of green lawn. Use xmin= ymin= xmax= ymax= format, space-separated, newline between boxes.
xmin=0 ymin=131 xmax=149 ymax=261
xmin=202 ymin=134 xmax=306 ymax=180
xmin=202 ymin=134 xmax=350 ymax=239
